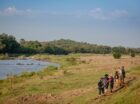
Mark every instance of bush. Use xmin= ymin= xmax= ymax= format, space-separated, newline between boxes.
xmin=47 ymin=66 xmax=58 ymax=70
xmin=131 ymin=52 xmax=135 ymax=57
xmin=20 ymin=71 xmax=36 ymax=77
xmin=113 ymin=52 xmax=121 ymax=59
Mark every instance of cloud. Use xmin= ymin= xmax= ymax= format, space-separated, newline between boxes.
xmin=48 ymin=8 xmax=128 ymax=20
xmin=111 ymin=10 xmax=128 ymax=18
xmin=3 ymin=6 xmax=17 ymax=15
xmin=0 ymin=6 xmax=32 ymax=16
xmin=1 ymin=6 xmax=128 ymax=20
xmin=89 ymin=8 xmax=110 ymax=20
xmin=89 ymin=8 xmax=128 ymax=20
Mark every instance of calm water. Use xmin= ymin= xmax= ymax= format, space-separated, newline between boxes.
xmin=0 ymin=59 xmax=60 ymax=79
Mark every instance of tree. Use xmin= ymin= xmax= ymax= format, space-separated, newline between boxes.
xmin=0 ymin=42 xmax=6 ymax=53
xmin=112 ymin=47 xmax=122 ymax=59
xmin=0 ymin=33 xmax=20 ymax=53
xmin=112 ymin=46 xmax=127 ymax=54
xmin=19 ymin=40 xmax=42 ymax=53
xmin=43 ymin=44 xmax=68 ymax=55
xmin=131 ymin=52 xmax=135 ymax=57
xmin=113 ymin=52 xmax=121 ymax=59
xmin=0 ymin=33 xmax=139 ymax=55
xmin=131 ymin=53 xmax=135 ymax=57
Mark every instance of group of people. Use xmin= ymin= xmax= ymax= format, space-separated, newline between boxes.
xmin=97 ymin=66 xmax=126 ymax=96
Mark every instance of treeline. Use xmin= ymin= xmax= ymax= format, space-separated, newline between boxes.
xmin=0 ymin=33 xmax=140 ymax=55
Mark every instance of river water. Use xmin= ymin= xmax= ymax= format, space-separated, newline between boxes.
xmin=0 ymin=59 xmax=60 ymax=79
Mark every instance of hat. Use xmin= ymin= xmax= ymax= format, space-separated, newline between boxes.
xmin=105 ymin=74 xmax=108 ymax=76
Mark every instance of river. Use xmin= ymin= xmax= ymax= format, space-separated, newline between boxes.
xmin=0 ymin=59 xmax=60 ymax=79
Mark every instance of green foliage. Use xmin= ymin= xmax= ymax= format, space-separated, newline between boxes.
xmin=47 ymin=65 xmax=58 ymax=70
xmin=18 ymin=39 xmax=42 ymax=54
xmin=112 ymin=46 xmax=126 ymax=54
xmin=20 ymin=71 xmax=36 ymax=78
xmin=131 ymin=52 xmax=135 ymax=57
xmin=0 ymin=33 xmax=140 ymax=55
xmin=43 ymin=44 xmax=69 ymax=55
xmin=130 ymin=50 xmax=136 ymax=58
xmin=0 ymin=33 xmax=20 ymax=53
xmin=36 ymin=66 xmax=58 ymax=79
xmin=112 ymin=46 xmax=124 ymax=59
xmin=47 ymin=39 xmax=112 ymax=54
xmin=113 ymin=52 xmax=121 ymax=59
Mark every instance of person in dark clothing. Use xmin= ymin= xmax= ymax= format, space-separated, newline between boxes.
xmin=109 ymin=76 xmax=114 ymax=93
xmin=121 ymin=66 xmax=126 ymax=84
xmin=98 ymin=77 xmax=105 ymax=96
xmin=104 ymin=74 xmax=109 ymax=93
xmin=114 ymin=70 xmax=120 ymax=87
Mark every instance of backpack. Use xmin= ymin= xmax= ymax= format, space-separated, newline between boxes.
xmin=98 ymin=80 xmax=104 ymax=88
xmin=114 ymin=71 xmax=119 ymax=79
xmin=110 ymin=77 xmax=114 ymax=83
xmin=104 ymin=77 xmax=109 ymax=84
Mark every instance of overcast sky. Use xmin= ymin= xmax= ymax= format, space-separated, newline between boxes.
xmin=0 ymin=0 xmax=140 ymax=47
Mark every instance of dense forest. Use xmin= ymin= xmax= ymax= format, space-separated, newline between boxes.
xmin=0 ymin=33 xmax=140 ymax=55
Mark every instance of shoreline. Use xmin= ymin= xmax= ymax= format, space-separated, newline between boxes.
xmin=0 ymin=57 xmax=60 ymax=80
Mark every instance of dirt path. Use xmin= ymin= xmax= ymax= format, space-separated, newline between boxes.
xmin=88 ymin=76 xmax=137 ymax=104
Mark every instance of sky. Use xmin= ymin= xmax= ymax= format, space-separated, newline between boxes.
xmin=0 ymin=0 xmax=140 ymax=47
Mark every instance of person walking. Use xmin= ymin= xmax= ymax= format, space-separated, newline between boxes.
xmin=121 ymin=66 xmax=126 ymax=84
xmin=118 ymin=67 xmax=123 ymax=86
xmin=109 ymin=76 xmax=114 ymax=93
xmin=98 ymin=77 xmax=105 ymax=96
xmin=114 ymin=70 xmax=120 ymax=87
xmin=104 ymin=74 xmax=109 ymax=93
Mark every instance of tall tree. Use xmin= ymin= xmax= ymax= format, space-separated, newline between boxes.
xmin=0 ymin=33 xmax=20 ymax=53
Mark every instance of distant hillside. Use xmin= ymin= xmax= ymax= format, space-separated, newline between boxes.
xmin=0 ymin=33 xmax=140 ymax=55
xmin=46 ymin=39 xmax=112 ymax=54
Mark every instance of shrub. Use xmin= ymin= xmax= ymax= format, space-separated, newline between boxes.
xmin=131 ymin=52 xmax=135 ymax=57
xmin=47 ymin=65 xmax=58 ymax=70
xmin=20 ymin=71 xmax=36 ymax=77
xmin=113 ymin=52 xmax=121 ymax=59
xmin=37 ymin=66 xmax=58 ymax=78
